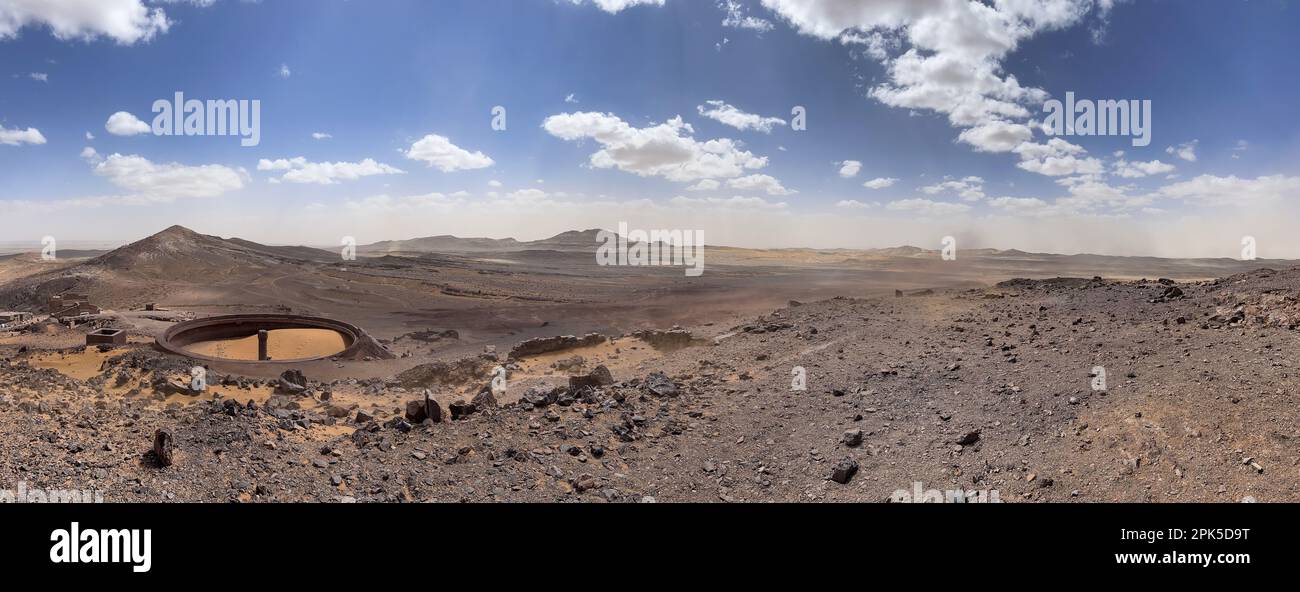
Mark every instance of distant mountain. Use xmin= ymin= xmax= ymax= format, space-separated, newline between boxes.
xmin=359 ymin=235 xmax=523 ymax=254
xmin=358 ymin=229 xmax=615 ymax=254
xmin=88 ymin=225 xmax=335 ymax=275
xmin=0 ymin=225 xmax=338 ymax=310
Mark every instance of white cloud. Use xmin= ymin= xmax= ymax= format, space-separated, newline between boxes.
xmin=104 ymin=111 xmax=150 ymax=136
xmin=697 ymin=100 xmax=786 ymax=133
xmin=1166 ymin=139 xmax=1198 ymax=162
xmin=1014 ymin=138 xmax=1103 ymax=177
xmin=988 ymin=196 xmax=1049 ymax=214
xmin=885 ymin=198 xmax=971 ymax=216
xmin=719 ymin=0 xmax=774 ymax=32
xmin=836 ymin=199 xmax=877 ymax=209
xmin=404 ymin=133 xmax=495 ymax=172
xmin=277 ymin=63 xmax=292 ymax=78
xmin=487 ymin=179 xmax=503 ymax=188
xmin=670 ymin=195 xmax=788 ymax=209
xmin=957 ymin=120 xmax=1033 ymax=153
xmin=311 ymin=132 xmax=332 ymax=140
xmin=257 ymin=157 xmax=405 ymax=184
xmin=727 ymin=173 xmax=795 ymax=195
xmin=0 ymin=0 xmax=170 ymax=44
xmin=921 ymin=175 xmax=984 ymax=201
xmin=84 ymin=131 xmax=94 ymax=140
xmin=93 ymin=153 xmax=245 ymax=201
xmin=1113 ymin=158 xmax=1175 ymax=179
xmin=79 ymin=146 xmax=99 ymax=161
xmin=686 ymin=179 xmax=721 ymax=191
xmin=759 ymin=0 xmax=1107 ymax=174
xmin=838 ymin=160 xmax=862 ymax=178
xmin=565 ymin=93 xmax=579 ymax=104
xmin=1157 ymin=174 xmax=1300 ymax=207
xmin=863 ymin=176 xmax=898 ymax=189
xmin=0 ymin=124 xmax=46 ymax=146
xmin=542 ymin=111 xmax=768 ymax=182
xmin=28 ymin=72 xmax=47 ymax=82
xmin=566 ymin=0 xmax=665 ymax=13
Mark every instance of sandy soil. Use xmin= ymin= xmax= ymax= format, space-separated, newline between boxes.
xmin=2 ymin=226 xmax=1299 ymax=503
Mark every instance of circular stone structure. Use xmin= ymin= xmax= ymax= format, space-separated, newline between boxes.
xmin=157 ymin=314 xmax=393 ymax=364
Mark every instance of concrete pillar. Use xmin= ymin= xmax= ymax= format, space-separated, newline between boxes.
xmin=258 ymin=330 xmax=269 ymax=361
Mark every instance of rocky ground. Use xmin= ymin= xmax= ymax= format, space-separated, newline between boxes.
xmin=3 ymin=267 xmax=1300 ymax=503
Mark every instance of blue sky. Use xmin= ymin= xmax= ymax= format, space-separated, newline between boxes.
xmin=1 ymin=0 xmax=1299 ymax=256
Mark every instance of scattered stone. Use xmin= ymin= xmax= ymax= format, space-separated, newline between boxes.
xmin=152 ymin=429 xmax=174 ymax=467
xmin=830 ymin=457 xmax=859 ymax=484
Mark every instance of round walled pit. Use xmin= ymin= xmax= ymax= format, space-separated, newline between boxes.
xmin=157 ymin=314 xmax=392 ymax=363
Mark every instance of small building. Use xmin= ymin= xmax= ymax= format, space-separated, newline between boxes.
xmin=86 ymin=328 xmax=126 ymax=346
xmin=0 ymin=311 xmax=33 ymax=329
xmin=47 ymin=293 xmax=91 ymax=314
xmin=52 ymin=302 xmax=101 ymax=321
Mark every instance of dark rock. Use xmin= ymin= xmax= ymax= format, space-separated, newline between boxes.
xmin=522 ymin=386 xmax=560 ymax=407
xmin=644 ymin=371 xmax=679 ymax=397
xmin=471 ymin=388 xmax=498 ymax=410
xmin=841 ymin=429 xmax=864 ymax=447
xmin=449 ymin=399 xmax=476 ymax=420
xmin=830 ymin=457 xmax=859 ymax=484
xmin=404 ymin=391 xmax=443 ymax=423
xmin=152 ymin=429 xmax=174 ymax=467
xmin=956 ymin=430 xmax=981 ymax=446
xmin=569 ymin=364 xmax=614 ymax=389
xmin=277 ymin=369 xmax=308 ymax=394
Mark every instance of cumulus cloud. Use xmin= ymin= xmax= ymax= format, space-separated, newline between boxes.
xmin=1156 ymin=174 xmax=1300 ymax=207
xmin=836 ymin=199 xmax=877 ymax=209
xmin=670 ymin=195 xmax=788 ymax=209
xmin=311 ymin=132 xmax=332 ymax=140
xmin=885 ymin=198 xmax=971 ymax=216
xmin=838 ymin=160 xmax=862 ymax=178
xmin=566 ymin=0 xmax=665 ymax=13
xmin=988 ymin=196 xmax=1049 ymax=214
xmin=958 ymin=120 xmax=1034 ymax=153
xmin=759 ymin=0 xmax=1110 ymax=172
xmin=719 ymin=0 xmax=774 ymax=32
xmin=1166 ymin=139 xmax=1198 ymax=162
xmin=1113 ymin=158 xmax=1175 ymax=179
xmin=542 ymin=111 xmax=768 ymax=182
xmin=257 ymin=157 xmax=405 ymax=184
xmin=687 ymin=179 xmax=722 ymax=191
xmin=921 ymin=176 xmax=985 ymax=201
xmin=105 ymin=111 xmax=151 ymax=136
xmin=404 ymin=134 xmax=494 ymax=172
xmin=697 ymin=100 xmax=786 ymax=133
xmin=727 ymin=173 xmax=795 ymax=195
xmin=93 ymin=153 xmax=245 ymax=201
xmin=863 ymin=176 xmax=898 ymax=189
xmin=1014 ymin=138 xmax=1103 ymax=177
xmin=0 ymin=124 xmax=46 ymax=146
xmin=0 ymin=0 xmax=170 ymax=44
